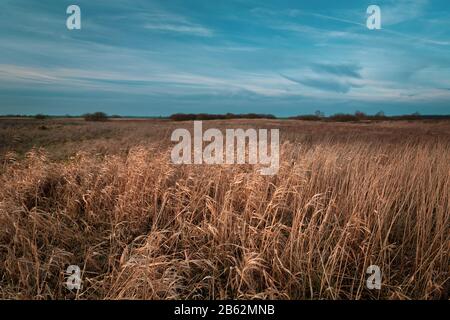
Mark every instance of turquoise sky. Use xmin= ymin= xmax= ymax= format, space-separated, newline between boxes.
xmin=1 ymin=0 xmax=450 ymax=116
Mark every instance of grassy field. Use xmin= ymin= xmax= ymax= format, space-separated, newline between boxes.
xmin=0 ymin=118 xmax=449 ymax=299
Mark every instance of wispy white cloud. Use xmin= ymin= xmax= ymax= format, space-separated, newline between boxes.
xmin=0 ymin=63 xmax=292 ymax=97
xmin=252 ymin=3 xmax=450 ymax=47
xmin=381 ymin=0 xmax=429 ymax=26
xmin=280 ymin=63 xmax=365 ymax=94
xmin=144 ymin=23 xmax=213 ymax=37
xmin=141 ymin=12 xmax=213 ymax=37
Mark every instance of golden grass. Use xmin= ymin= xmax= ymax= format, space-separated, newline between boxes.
xmin=0 ymin=119 xmax=449 ymax=299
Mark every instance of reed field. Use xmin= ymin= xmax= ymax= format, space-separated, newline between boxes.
xmin=0 ymin=118 xmax=449 ymax=300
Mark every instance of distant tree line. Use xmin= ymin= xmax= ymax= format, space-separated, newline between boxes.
xmin=82 ymin=112 xmax=110 ymax=121
xmin=288 ymin=111 xmax=432 ymax=122
xmin=169 ymin=111 xmax=444 ymax=122
xmin=1 ymin=111 xmax=450 ymax=122
xmin=169 ymin=113 xmax=277 ymax=121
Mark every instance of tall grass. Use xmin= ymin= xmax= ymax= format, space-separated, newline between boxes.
xmin=0 ymin=120 xmax=449 ymax=299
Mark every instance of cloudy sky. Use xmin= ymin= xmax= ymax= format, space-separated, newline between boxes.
xmin=1 ymin=0 xmax=450 ymax=116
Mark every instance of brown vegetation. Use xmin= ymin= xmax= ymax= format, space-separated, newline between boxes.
xmin=0 ymin=119 xmax=449 ymax=299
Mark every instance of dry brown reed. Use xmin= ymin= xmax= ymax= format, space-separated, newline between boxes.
xmin=0 ymin=119 xmax=449 ymax=299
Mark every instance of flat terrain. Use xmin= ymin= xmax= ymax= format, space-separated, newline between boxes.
xmin=0 ymin=119 xmax=449 ymax=299
xmin=2 ymin=118 xmax=450 ymax=158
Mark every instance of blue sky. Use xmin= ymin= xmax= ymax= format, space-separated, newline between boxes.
xmin=1 ymin=0 xmax=450 ymax=116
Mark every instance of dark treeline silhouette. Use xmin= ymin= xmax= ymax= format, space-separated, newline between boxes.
xmin=83 ymin=112 xmax=109 ymax=121
xmin=170 ymin=111 xmax=450 ymax=122
xmin=289 ymin=111 xmax=450 ymax=122
xmin=1 ymin=111 xmax=450 ymax=122
xmin=291 ymin=110 xmax=387 ymax=122
xmin=34 ymin=114 xmax=48 ymax=120
xmin=169 ymin=113 xmax=277 ymax=121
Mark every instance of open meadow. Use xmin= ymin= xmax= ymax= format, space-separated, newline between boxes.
xmin=0 ymin=118 xmax=449 ymax=299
